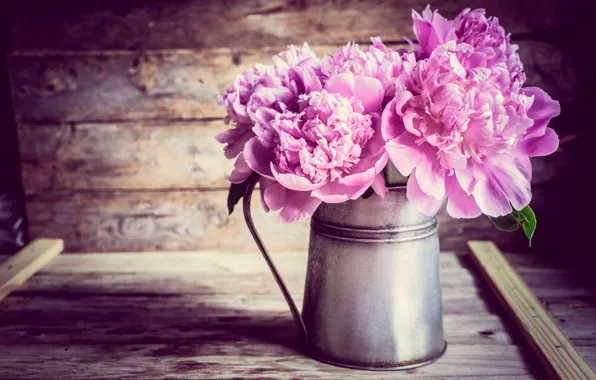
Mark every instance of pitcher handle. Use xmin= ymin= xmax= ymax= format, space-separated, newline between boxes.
xmin=242 ymin=174 xmax=308 ymax=343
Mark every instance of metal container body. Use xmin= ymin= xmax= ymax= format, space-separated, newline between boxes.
xmin=303 ymin=186 xmax=446 ymax=370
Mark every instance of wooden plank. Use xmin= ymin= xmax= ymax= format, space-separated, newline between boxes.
xmin=17 ymin=121 xmax=571 ymax=194
xmin=8 ymin=41 xmax=574 ymax=123
xmin=18 ymin=121 xmax=234 ymax=192
xmin=10 ymin=0 xmax=570 ymax=51
xmin=468 ymin=241 xmax=596 ymax=380
xmin=23 ymin=188 xmax=526 ymax=252
xmin=8 ymin=45 xmax=340 ymax=123
xmin=0 ymin=343 xmax=540 ymax=379
xmin=0 ymin=238 xmax=63 ymax=302
xmin=25 ymin=189 xmax=311 ymax=253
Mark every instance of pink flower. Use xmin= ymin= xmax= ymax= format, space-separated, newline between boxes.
xmin=411 ymin=5 xmax=455 ymax=58
xmin=453 ymin=8 xmax=525 ymax=92
xmin=411 ymin=7 xmax=525 ymax=92
xmin=381 ymin=42 xmax=560 ymax=218
xmin=217 ymin=44 xmax=318 ymax=159
xmin=321 ymin=38 xmax=405 ymax=102
xmin=242 ymin=72 xmax=388 ymax=222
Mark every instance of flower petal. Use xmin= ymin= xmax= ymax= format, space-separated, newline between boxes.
xmin=522 ymin=87 xmax=561 ymax=138
xmin=371 ymin=174 xmax=388 ymax=199
xmin=415 ymin=154 xmax=446 ymax=200
xmin=228 ymin=153 xmax=254 ymax=184
xmin=381 ymin=99 xmax=406 ymax=140
xmin=325 ymin=72 xmax=384 ymax=114
xmin=325 ymin=72 xmax=355 ymax=99
xmin=271 ymin=164 xmax=325 ymax=191
xmin=243 ymin=137 xmax=275 ymax=179
xmin=353 ymin=76 xmax=384 ymax=113
xmin=406 ymin=170 xmax=444 ymax=216
xmin=263 ymin=181 xmax=287 ymax=211
xmin=385 ymin=133 xmax=427 ymax=177
xmin=278 ymin=191 xmax=323 ymax=222
xmin=518 ymin=127 xmax=559 ymax=157
xmin=445 ymin=175 xmax=481 ymax=218
xmin=312 ymin=179 xmax=372 ymax=203
xmin=486 ymin=154 xmax=532 ymax=211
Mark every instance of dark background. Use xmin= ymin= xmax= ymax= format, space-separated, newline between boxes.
xmin=1 ymin=0 xmax=595 ymax=262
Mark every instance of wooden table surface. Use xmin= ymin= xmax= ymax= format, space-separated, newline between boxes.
xmin=0 ymin=250 xmax=594 ymax=379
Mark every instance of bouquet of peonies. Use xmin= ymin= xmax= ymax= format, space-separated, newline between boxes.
xmin=217 ymin=6 xmax=560 ymax=244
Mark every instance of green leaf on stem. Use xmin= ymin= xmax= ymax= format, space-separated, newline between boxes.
xmin=512 ymin=206 xmax=537 ymax=247
xmin=488 ymin=205 xmax=537 ymax=247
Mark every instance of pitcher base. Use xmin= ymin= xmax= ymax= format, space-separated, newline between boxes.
xmin=306 ymin=341 xmax=447 ymax=371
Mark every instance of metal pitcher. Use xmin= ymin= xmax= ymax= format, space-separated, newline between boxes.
xmin=243 ymin=177 xmax=446 ymax=370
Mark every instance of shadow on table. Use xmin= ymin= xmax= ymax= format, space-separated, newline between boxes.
xmin=455 ymin=254 xmax=547 ymax=379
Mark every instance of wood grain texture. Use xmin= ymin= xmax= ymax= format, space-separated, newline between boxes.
xmin=18 ymin=121 xmax=234 ymax=192
xmin=468 ymin=241 xmax=596 ymax=380
xmin=23 ymin=187 xmax=531 ymax=252
xmin=9 ymin=41 xmax=575 ymax=123
xmin=0 ymin=250 xmax=550 ymax=379
xmin=9 ymin=45 xmax=337 ymax=123
xmin=25 ymin=189 xmax=310 ymax=253
xmin=10 ymin=0 xmax=573 ymax=51
xmin=18 ymin=121 xmax=570 ymax=194
xmin=0 ymin=238 xmax=63 ymax=302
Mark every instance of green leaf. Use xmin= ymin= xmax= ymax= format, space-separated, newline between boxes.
xmin=488 ymin=205 xmax=537 ymax=247
xmin=226 ymin=178 xmax=253 ymax=215
xmin=488 ymin=214 xmax=521 ymax=232
xmin=511 ymin=206 xmax=537 ymax=247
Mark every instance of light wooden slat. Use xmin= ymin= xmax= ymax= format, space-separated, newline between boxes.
xmin=0 ymin=239 xmax=63 ymax=302
xmin=8 ymin=41 xmax=574 ymax=123
xmin=468 ymin=241 xmax=596 ymax=380
xmin=10 ymin=0 xmax=568 ymax=51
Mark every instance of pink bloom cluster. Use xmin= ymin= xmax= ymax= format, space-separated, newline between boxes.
xmin=218 ymin=7 xmax=560 ymax=222
xmin=218 ymin=40 xmax=394 ymax=222
xmin=382 ymin=7 xmax=560 ymax=218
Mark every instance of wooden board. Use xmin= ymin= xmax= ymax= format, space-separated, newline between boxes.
xmin=18 ymin=121 xmax=234 ymax=192
xmin=24 ymin=187 xmax=529 ymax=252
xmin=9 ymin=0 xmax=572 ymax=51
xmin=8 ymin=41 xmax=576 ymax=123
xmin=0 ymin=238 xmax=63 ymax=302
xmin=468 ymin=241 xmax=596 ymax=380
xmin=0 ymin=250 xmax=595 ymax=378
xmin=18 ymin=121 xmax=573 ymax=195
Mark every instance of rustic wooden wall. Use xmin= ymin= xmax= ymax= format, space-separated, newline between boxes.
xmin=7 ymin=0 xmax=594 ymax=253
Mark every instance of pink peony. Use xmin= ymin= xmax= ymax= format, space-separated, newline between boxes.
xmin=453 ymin=8 xmax=525 ymax=92
xmin=217 ymin=44 xmax=318 ymax=159
xmin=320 ymin=38 xmax=406 ymax=102
xmin=411 ymin=5 xmax=455 ymax=58
xmin=411 ymin=7 xmax=525 ymax=92
xmin=241 ymin=72 xmax=388 ymax=222
xmin=381 ymin=42 xmax=560 ymax=218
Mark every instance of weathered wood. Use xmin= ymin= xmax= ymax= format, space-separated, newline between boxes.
xmin=2 ymin=249 xmax=595 ymax=378
xmin=9 ymin=41 xmax=574 ymax=123
xmin=468 ymin=241 xmax=596 ymax=380
xmin=9 ymin=45 xmax=339 ymax=123
xmin=18 ymin=120 xmax=569 ymax=194
xmin=24 ymin=188 xmax=529 ymax=252
xmin=10 ymin=0 xmax=571 ymax=51
xmin=25 ymin=189 xmax=310 ymax=253
xmin=0 ymin=238 xmax=63 ymax=302
xmin=0 ymin=343 xmax=542 ymax=379
xmin=18 ymin=121 xmax=234 ymax=192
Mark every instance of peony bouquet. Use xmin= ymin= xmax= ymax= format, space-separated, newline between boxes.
xmin=217 ymin=6 xmax=560 ymax=244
